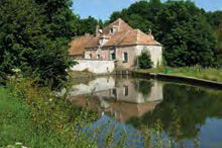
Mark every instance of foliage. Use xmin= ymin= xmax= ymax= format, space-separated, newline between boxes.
xmin=158 ymin=1 xmax=216 ymax=67
xmin=77 ymin=16 xmax=103 ymax=36
xmin=109 ymin=0 xmax=217 ymax=67
xmin=207 ymin=11 xmax=222 ymax=66
xmin=34 ymin=0 xmax=79 ymax=39
xmin=138 ymin=50 xmax=153 ymax=69
xmin=0 ymin=0 xmax=75 ymax=87
xmin=1 ymin=76 xmax=98 ymax=147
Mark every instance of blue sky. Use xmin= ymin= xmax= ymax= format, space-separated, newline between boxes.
xmin=72 ymin=0 xmax=222 ymax=21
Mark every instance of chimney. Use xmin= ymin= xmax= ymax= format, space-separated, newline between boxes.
xmin=96 ymin=25 xmax=100 ymax=37
xmin=85 ymin=33 xmax=90 ymax=36
xmin=148 ymin=28 xmax=154 ymax=40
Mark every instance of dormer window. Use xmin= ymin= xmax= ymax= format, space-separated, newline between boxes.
xmin=110 ymin=26 xmax=118 ymax=34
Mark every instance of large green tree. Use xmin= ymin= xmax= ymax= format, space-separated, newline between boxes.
xmin=158 ymin=1 xmax=216 ymax=67
xmin=0 ymin=0 xmax=75 ymax=87
xmin=34 ymin=0 xmax=79 ymax=39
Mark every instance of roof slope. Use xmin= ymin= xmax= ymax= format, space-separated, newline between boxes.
xmin=69 ymin=34 xmax=94 ymax=56
xmin=69 ymin=18 xmax=161 ymax=55
xmin=102 ymin=18 xmax=133 ymax=34
xmin=116 ymin=29 xmax=161 ymax=46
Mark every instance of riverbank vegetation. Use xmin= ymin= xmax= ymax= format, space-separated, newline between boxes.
xmin=1 ymin=76 xmax=98 ymax=147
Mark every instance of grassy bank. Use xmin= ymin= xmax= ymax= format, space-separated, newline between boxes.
xmin=135 ymin=66 xmax=222 ymax=82
xmin=0 ymin=87 xmax=63 ymax=148
xmin=0 ymin=78 xmax=97 ymax=148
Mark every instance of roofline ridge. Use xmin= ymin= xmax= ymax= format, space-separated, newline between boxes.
xmin=136 ymin=29 xmax=140 ymax=44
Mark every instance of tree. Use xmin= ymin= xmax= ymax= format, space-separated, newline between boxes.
xmin=157 ymin=1 xmax=216 ymax=67
xmin=207 ymin=11 xmax=222 ymax=66
xmin=77 ymin=16 xmax=103 ymax=35
xmin=34 ymin=0 xmax=79 ymax=40
xmin=138 ymin=50 xmax=153 ymax=69
xmin=0 ymin=0 xmax=75 ymax=87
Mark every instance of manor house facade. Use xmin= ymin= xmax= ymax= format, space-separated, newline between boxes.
xmin=69 ymin=18 xmax=162 ymax=69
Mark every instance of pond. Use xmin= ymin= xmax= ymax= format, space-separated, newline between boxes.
xmin=67 ymin=76 xmax=222 ymax=148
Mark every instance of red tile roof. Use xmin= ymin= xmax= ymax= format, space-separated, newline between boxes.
xmin=69 ymin=34 xmax=94 ymax=56
xmin=69 ymin=18 xmax=161 ymax=55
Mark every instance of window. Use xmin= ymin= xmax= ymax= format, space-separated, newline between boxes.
xmin=112 ymin=89 xmax=117 ymax=97
xmin=97 ymin=54 xmax=100 ymax=60
xmin=110 ymin=28 xmax=114 ymax=34
xmin=111 ymin=52 xmax=116 ymax=60
xmin=124 ymin=86 xmax=128 ymax=96
xmin=110 ymin=27 xmax=118 ymax=34
xmin=123 ymin=52 xmax=128 ymax=63
xmin=89 ymin=54 xmax=92 ymax=59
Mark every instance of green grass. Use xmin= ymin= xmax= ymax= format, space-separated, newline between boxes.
xmin=135 ymin=66 xmax=222 ymax=82
xmin=0 ymin=77 xmax=97 ymax=148
xmin=0 ymin=87 xmax=31 ymax=147
xmin=0 ymin=87 xmax=63 ymax=148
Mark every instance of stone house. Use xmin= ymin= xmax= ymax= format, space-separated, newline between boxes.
xmin=69 ymin=18 xmax=162 ymax=69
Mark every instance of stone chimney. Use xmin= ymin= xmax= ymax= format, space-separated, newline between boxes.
xmin=148 ymin=28 xmax=154 ymax=40
xmin=96 ymin=25 xmax=100 ymax=37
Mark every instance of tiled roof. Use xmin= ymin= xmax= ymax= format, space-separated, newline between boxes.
xmin=102 ymin=18 xmax=133 ymax=34
xmin=69 ymin=34 xmax=94 ymax=56
xmin=69 ymin=18 xmax=161 ymax=55
xmin=115 ymin=29 xmax=161 ymax=46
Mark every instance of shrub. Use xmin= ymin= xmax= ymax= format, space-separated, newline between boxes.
xmin=138 ymin=50 xmax=153 ymax=69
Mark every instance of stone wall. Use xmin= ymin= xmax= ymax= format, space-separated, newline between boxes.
xmin=70 ymin=60 xmax=116 ymax=74
xmin=84 ymin=45 xmax=162 ymax=69
xmin=116 ymin=45 xmax=162 ymax=69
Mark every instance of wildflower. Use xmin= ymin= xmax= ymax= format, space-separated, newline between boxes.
xmin=15 ymin=142 xmax=23 ymax=145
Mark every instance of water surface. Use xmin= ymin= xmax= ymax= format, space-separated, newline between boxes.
xmin=68 ymin=76 xmax=222 ymax=148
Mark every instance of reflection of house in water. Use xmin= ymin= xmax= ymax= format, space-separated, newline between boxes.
xmin=68 ymin=77 xmax=115 ymax=97
xmin=69 ymin=76 xmax=163 ymax=122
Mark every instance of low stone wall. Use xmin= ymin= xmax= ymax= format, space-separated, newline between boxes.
xmin=70 ymin=60 xmax=115 ymax=74
xmin=132 ymin=71 xmax=222 ymax=89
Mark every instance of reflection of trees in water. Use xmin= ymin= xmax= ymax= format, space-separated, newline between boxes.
xmin=134 ymin=80 xmax=153 ymax=99
xmin=128 ymin=84 xmax=222 ymax=141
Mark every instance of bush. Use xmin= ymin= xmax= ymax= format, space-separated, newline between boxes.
xmin=138 ymin=50 xmax=153 ymax=69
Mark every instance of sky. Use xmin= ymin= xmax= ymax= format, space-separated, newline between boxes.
xmin=72 ymin=0 xmax=222 ymax=21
